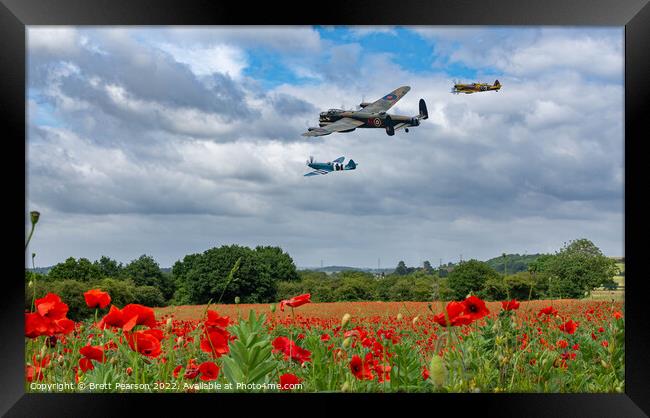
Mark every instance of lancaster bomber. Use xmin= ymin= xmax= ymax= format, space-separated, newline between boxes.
xmin=451 ymin=80 xmax=501 ymax=94
xmin=302 ymin=86 xmax=428 ymax=137
xmin=304 ymin=156 xmax=357 ymax=176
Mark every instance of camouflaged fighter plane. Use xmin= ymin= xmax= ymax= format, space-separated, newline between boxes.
xmin=304 ymin=156 xmax=357 ymax=176
xmin=302 ymin=86 xmax=428 ymax=137
xmin=451 ymin=79 xmax=501 ymax=94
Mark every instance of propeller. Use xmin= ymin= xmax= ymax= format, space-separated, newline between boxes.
xmin=306 ymin=155 xmax=314 ymax=165
xmin=356 ymin=94 xmax=366 ymax=110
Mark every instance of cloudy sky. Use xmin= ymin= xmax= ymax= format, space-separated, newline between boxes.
xmin=26 ymin=26 xmax=624 ymax=269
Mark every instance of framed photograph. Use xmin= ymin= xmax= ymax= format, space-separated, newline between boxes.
xmin=3 ymin=0 xmax=649 ymax=415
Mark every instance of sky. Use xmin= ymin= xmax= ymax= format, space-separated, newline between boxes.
xmin=25 ymin=26 xmax=624 ymax=269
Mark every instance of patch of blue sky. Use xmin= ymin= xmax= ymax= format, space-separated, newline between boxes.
xmin=316 ymin=26 xmax=485 ymax=80
xmin=243 ymin=48 xmax=321 ymax=89
xmin=27 ymin=88 xmax=63 ymax=128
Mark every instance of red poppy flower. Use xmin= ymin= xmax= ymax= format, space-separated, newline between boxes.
xmin=79 ymin=357 xmax=95 ymax=372
xmin=25 ymin=293 xmax=75 ymax=338
xmin=80 ymin=345 xmax=106 ymax=363
xmin=349 ymin=354 xmax=374 ymax=380
xmin=613 ymin=311 xmax=623 ymax=320
xmin=279 ymin=373 xmax=302 ymax=390
xmin=422 ymin=366 xmax=430 ymax=380
xmin=35 ymin=293 xmax=68 ymax=320
xmin=198 ymin=361 xmax=220 ymax=381
xmin=200 ymin=329 xmax=230 ymax=358
xmin=173 ymin=365 xmax=183 ymax=378
xmin=501 ymin=299 xmax=520 ymax=311
xmin=121 ymin=304 xmax=157 ymax=329
xmin=125 ymin=329 xmax=163 ymax=357
xmin=433 ymin=301 xmax=473 ymax=327
xmin=538 ymin=306 xmax=558 ymax=317
xmin=98 ymin=304 xmax=156 ymax=331
xmin=272 ymin=336 xmax=311 ymax=364
xmin=25 ymin=365 xmax=44 ymax=382
xmin=205 ymin=310 xmax=230 ymax=330
xmin=279 ymin=294 xmax=311 ymax=312
xmin=559 ymin=320 xmax=578 ymax=335
xmin=462 ymin=296 xmax=490 ymax=321
xmin=84 ymin=289 xmax=111 ymax=309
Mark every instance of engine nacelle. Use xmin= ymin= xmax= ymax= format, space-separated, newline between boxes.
xmin=359 ymin=102 xmax=372 ymax=108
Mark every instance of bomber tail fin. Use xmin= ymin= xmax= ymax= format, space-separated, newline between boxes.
xmin=418 ymin=99 xmax=428 ymax=120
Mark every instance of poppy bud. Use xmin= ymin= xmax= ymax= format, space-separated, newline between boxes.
xmin=341 ymin=313 xmax=351 ymax=327
xmin=165 ymin=318 xmax=173 ymax=333
xmin=397 ymin=313 xmax=403 ymax=321
xmin=601 ymin=360 xmax=609 ymax=368
xmin=30 ymin=211 xmax=40 ymax=225
xmin=110 ymin=357 xmax=117 ymax=365
xmin=177 ymin=336 xmax=184 ymax=345
xmin=341 ymin=381 xmax=351 ymax=392
xmin=429 ymin=355 xmax=447 ymax=387
xmin=28 ymin=281 xmax=33 ymax=288
xmin=126 ymin=367 xmax=133 ymax=376
xmin=342 ymin=337 xmax=351 ymax=348
xmin=608 ymin=344 xmax=614 ymax=354
xmin=57 ymin=355 xmax=64 ymax=364
xmin=40 ymin=345 xmax=47 ymax=359
xmin=412 ymin=316 xmax=419 ymax=325
xmin=234 ymin=296 xmax=240 ymax=304
xmin=269 ymin=304 xmax=276 ymax=313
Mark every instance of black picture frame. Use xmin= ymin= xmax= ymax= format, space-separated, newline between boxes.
xmin=2 ymin=0 xmax=649 ymax=416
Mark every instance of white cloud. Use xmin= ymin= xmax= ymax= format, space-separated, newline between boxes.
xmin=156 ymin=43 xmax=247 ymax=78
xmin=28 ymin=27 xmax=80 ymax=55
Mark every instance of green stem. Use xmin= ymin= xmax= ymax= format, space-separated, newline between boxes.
xmin=25 ymin=224 xmax=36 ymax=252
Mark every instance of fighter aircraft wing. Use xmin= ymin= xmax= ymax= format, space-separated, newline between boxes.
xmin=301 ymin=118 xmax=364 ymax=137
xmin=304 ymin=170 xmax=329 ymax=176
xmin=361 ymin=86 xmax=411 ymax=114
xmin=332 ymin=156 xmax=345 ymax=164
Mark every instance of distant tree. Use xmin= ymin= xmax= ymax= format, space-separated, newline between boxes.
xmin=48 ymin=257 xmax=102 ymax=282
xmin=394 ymin=261 xmax=408 ymax=276
xmin=172 ymin=245 xmax=288 ymax=304
xmin=255 ymin=246 xmax=300 ymax=282
xmin=94 ymin=256 xmax=123 ymax=278
xmin=447 ymin=260 xmax=500 ymax=300
xmin=122 ymin=255 xmax=163 ymax=287
xmin=532 ymin=239 xmax=618 ymax=298
xmin=423 ymin=260 xmax=434 ymax=273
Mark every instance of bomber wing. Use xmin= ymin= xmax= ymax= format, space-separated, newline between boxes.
xmin=360 ymin=86 xmax=411 ymax=114
xmin=301 ymin=117 xmax=364 ymax=137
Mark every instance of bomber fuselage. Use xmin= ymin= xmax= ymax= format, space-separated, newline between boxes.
xmin=318 ymin=109 xmax=420 ymax=130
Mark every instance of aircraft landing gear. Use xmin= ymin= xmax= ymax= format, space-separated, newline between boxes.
xmin=405 ymin=128 xmax=409 ymax=133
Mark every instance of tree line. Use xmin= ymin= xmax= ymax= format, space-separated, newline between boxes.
xmin=26 ymin=238 xmax=620 ymax=320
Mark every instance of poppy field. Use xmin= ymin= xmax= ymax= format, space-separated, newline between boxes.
xmin=25 ymin=291 xmax=624 ymax=393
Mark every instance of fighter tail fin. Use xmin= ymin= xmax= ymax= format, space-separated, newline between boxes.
xmin=345 ymin=159 xmax=357 ymax=170
xmin=494 ymin=79 xmax=501 ymax=87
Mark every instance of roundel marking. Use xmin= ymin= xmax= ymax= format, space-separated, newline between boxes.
xmin=383 ymin=94 xmax=396 ymax=101
xmin=374 ymin=118 xmax=382 ymax=127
